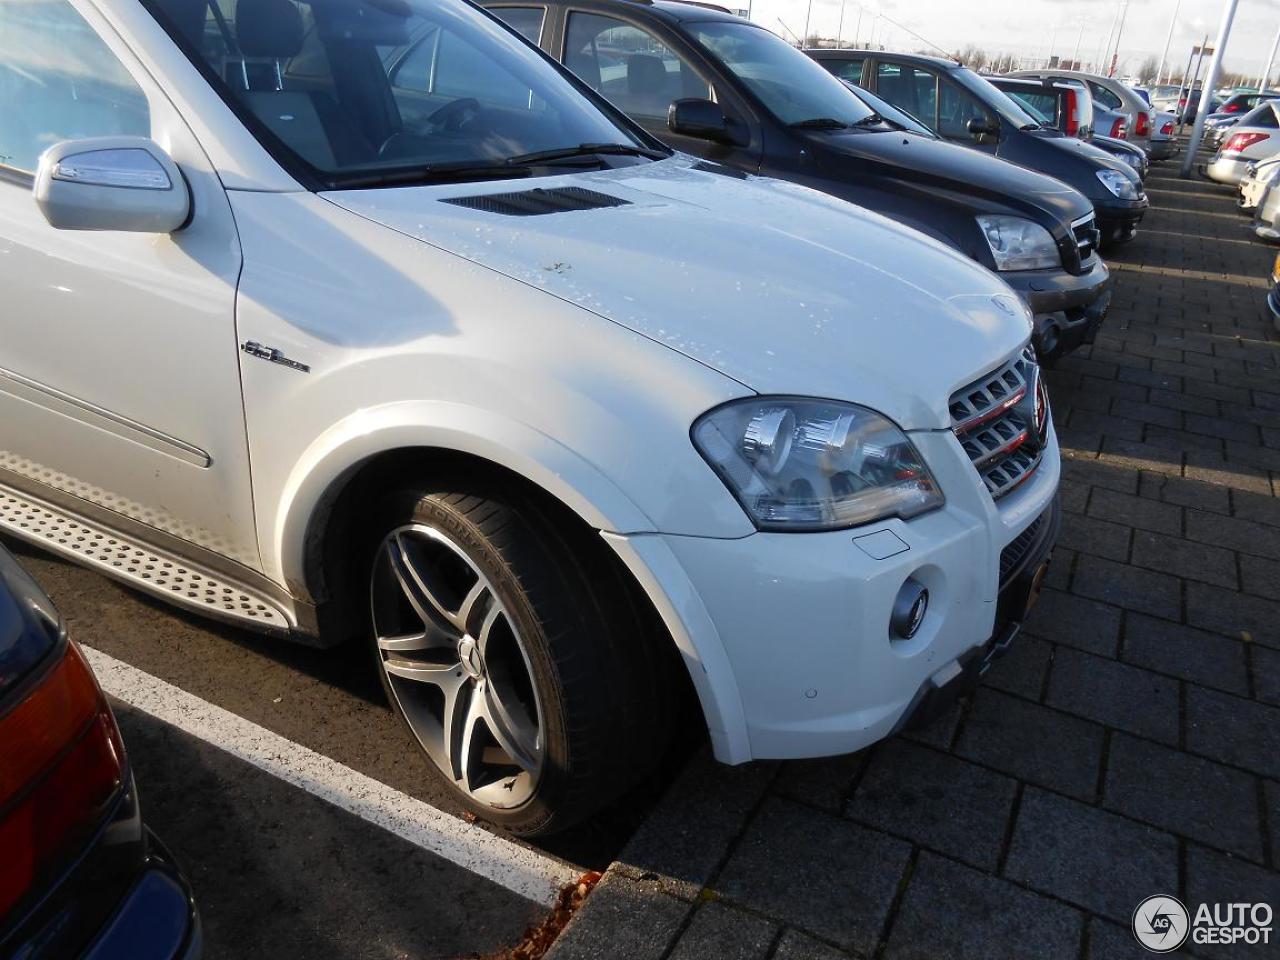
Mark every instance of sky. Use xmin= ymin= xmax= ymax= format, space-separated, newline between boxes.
xmin=740 ymin=0 xmax=1280 ymax=81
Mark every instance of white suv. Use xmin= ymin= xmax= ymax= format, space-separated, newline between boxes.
xmin=0 ymin=0 xmax=1060 ymax=834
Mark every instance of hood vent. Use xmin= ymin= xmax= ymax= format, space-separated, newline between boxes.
xmin=441 ymin=186 xmax=630 ymax=216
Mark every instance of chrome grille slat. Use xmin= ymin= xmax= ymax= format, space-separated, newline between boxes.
xmin=950 ymin=346 xmax=1045 ymax=501
xmin=1072 ymin=214 xmax=1099 ymax=262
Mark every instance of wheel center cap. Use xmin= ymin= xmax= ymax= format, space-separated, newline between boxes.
xmin=458 ymin=636 xmax=484 ymax=680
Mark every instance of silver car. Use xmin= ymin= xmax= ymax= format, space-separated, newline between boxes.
xmin=1011 ymin=70 xmax=1155 ymax=156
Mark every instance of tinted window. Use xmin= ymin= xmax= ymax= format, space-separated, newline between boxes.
xmin=142 ymin=0 xmax=642 ymax=186
xmin=938 ymin=77 xmax=994 ymax=139
xmin=1089 ymin=81 xmax=1123 ymax=110
xmin=689 ymin=21 xmax=873 ymax=126
xmin=0 ymin=0 xmax=150 ymax=174
xmin=490 ymin=6 xmax=544 ymax=44
xmin=564 ymin=12 xmax=709 ymax=120
xmin=1006 ymin=90 xmax=1056 ymax=125
xmin=821 ymin=56 xmax=863 ymax=82
xmin=875 ymin=62 xmax=938 ymax=129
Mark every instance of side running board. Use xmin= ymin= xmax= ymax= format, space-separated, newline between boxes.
xmin=0 ymin=485 xmax=295 ymax=634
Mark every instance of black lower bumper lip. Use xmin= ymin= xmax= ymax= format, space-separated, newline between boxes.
xmin=1096 ymin=202 xmax=1148 ymax=245
xmin=894 ymin=497 xmax=1061 ymax=733
xmin=1003 ymin=262 xmax=1113 ymax=364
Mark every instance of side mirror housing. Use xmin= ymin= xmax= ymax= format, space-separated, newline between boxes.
xmin=966 ymin=117 xmax=1000 ymax=141
xmin=34 ymin=137 xmax=190 ymax=233
xmin=669 ymin=98 xmax=733 ymax=144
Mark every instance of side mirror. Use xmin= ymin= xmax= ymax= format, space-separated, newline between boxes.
xmin=669 ymin=98 xmax=733 ymax=144
xmin=966 ymin=117 xmax=1000 ymax=141
xmin=34 ymin=137 xmax=190 ymax=233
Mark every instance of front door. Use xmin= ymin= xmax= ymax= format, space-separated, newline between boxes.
xmin=0 ymin=0 xmax=260 ymax=568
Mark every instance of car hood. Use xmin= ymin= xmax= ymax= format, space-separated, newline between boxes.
xmin=813 ymin=129 xmax=1093 ymax=227
xmin=322 ymin=156 xmax=1029 ymax=430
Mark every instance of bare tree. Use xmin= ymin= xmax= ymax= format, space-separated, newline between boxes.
xmin=955 ymin=44 xmax=991 ymax=72
xmin=1136 ymin=55 xmax=1159 ymax=82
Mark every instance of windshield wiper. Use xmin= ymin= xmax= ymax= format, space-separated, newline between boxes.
xmin=330 ymin=162 xmax=535 ymax=189
xmin=504 ymin=142 xmax=670 ymax=165
xmin=789 ymin=117 xmax=851 ymax=130
xmin=851 ymin=113 xmax=886 ymax=128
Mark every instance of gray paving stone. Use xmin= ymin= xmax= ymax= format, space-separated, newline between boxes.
xmin=1231 ymin=489 xmax=1280 ymax=528
xmin=955 ymin=689 xmax=1104 ymax=801
xmin=1089 ymin=488 xmax=1184 ymax=535
xmin=1023 ymin=588 xmax=1122 ymax=656
xmin=1087 ymin=918 xmax=1197 ymax=959
xmin=1186 ymin=510 xmax=1280 ymax=561
xmin=1073 ymin=555 xmax=1182 ymax=621
xmin=1131 ymin=529 xmax=1238 ymax=589
xmin=883 ymin=853 xmax=1084 ymax=960
xmin=773 ymin=753 xmax=866 ymax=815
xmin=846 ymin=740 xmax=1017 ymax=871
xmin=667 ymin=902 xmax=776 ymax=960
xmin=981 ymin=633 xmax=1052 ymax=700
xmin=1185 ymin=581 xmax=1280 ymax=649
xmin=1139 ymin=472 xmax=1231 ymax=514
xmin=1046 ymin=647 xmax=1180 ymax=745
xmin=1100 ymin=438 xmax=1184 ymax=477
xmin=715 ymin=798 xmax=910 ymax=954
xmin=772 ymin=929 xmax=850 ymax=960
xmin=1060 ymin=454 xmax=1140 ymax=495
xmin=1266 ymin=781 xmax=1280 ymax=865
xmin=1004 ymin=788 xmax=1179 ymax=922
xmin=900 ymin=705 xmax=960 ymax=751
xmin=617 ymin=750 xmax=777 ymax=900
xmin=1238 ymin=554 xmax=1280 ymax=601
xmin=1184 ymin=455 xmax=1274 ymax=496
xmin=1253 ymin=645 xmax=1280 ymax=706
xmin=1104 ymin=734 xmax=1263 ymax=861
xmin=1121 ymin=613 xmax=1249 ymax=696
xmin=1185 ymin=686 xmax=1280 ymax=780
xmin=1185 ymin=845 xmax=1280 ymax=960
xmin=1058 ymin=513 xmax=1132 ymax=562
xmin=546 ymin=871 xmax=689 ymax=960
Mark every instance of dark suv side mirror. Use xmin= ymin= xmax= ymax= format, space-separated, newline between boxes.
xmin=669 ymin=98 xmax=733 ymax=143
xmin=966 ymin=117 xmax=1000 ymax=141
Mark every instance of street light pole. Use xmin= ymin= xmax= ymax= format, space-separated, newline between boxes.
xmin=1109 ymin=0 xmax=1131 ymax=77
xmin=1072 ymin=20 xmax=1085 ymax=70
xmin=803 ymin=0 xmax=813 ymax=47
xmin=1258 ymin=23 xmax=1280 ymax=93
xmin=837 ymin=0 xmax=846 ymax=48
xmin=1183 ymin=0 xmax=1241 ymax=177
xmin=1155 ymin=0 xmax=1181 ymax=85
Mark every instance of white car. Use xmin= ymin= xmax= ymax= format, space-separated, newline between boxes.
xmin=0 ymin=0 xmax=1060 ymax=833
xmin=1207 ymin=101 xmax=1280 ymax=185
xmin=1239 ymin=154 xmax=1280 ymax=212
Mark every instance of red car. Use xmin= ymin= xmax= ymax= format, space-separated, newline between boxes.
xmin=0 ymin=546 xmax=199 ymax=959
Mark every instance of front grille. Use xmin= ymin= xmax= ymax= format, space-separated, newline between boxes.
xmin=950 ymin=346 xmax=1047 ymax=501
xmin=999 ymin=512 xmax=1045 ymax=586
xmin=1072 ymin=214 xmax=1100 ymax=262
xmin=441 ymin=187 xmax=630 ymax=216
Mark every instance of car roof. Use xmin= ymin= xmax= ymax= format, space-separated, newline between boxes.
xmin=622 ymin=0 xmax=745 ymax=23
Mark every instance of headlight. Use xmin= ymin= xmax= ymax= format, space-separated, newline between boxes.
xmin=1096 ymin=167 xmax=1141 ymax=199
xmin=975 ymin=215 xmax=1060 ymax=271
xmin=692 ymin=398 xmax=944 ymax=531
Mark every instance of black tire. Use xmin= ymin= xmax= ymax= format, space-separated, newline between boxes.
xmin=362 ymin=473 xmax=678 ymax=836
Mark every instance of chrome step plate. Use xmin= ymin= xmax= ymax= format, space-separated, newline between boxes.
xmin=0 ymin=486 xmax=294 ymax=632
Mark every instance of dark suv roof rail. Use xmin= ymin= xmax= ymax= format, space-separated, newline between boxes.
xmin=651 ymin=0 xmax=736 ymax=11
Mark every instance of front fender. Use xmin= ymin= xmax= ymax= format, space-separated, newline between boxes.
xmin=268 ymin=400 xmax=660 ymax=595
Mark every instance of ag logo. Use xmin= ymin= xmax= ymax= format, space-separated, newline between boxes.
xmin=1133 ymin=895 xmax=1190 ymax=952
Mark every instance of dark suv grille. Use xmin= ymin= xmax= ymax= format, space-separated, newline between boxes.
xmin=1073 ymin=215 xmax=1101 ymax=262
xmin=950 ymin=346 xmax=1048 ymax=501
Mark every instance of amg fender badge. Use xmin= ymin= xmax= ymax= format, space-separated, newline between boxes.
xmin=241 ymin=341 xmax=310 ymax=373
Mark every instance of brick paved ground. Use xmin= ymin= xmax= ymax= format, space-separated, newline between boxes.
xmin=545 ymin=157 xmax=1280 ymax=959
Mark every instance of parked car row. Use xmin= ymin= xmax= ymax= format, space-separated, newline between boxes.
xmin=6 ymin=0 xmax=1209 ymax=887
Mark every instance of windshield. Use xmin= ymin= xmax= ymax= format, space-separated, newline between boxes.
xmin=953 ymin=68 xmax=1041 ymax=127
xmin=1003 ymin=90 xmax=1053 ymax=126
xmin=688 ymin=21 xmax=874 ymax=127
xmin=141 ymin=0 xmax=651 ymax=187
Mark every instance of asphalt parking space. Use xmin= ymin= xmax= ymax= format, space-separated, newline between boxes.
xmin=545 ymin=147 xmax=1280 ymax=959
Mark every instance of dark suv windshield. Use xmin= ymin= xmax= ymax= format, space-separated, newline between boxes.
xmin=689 ymin=20 xmax=874 ymax=127
xmin=143 ymin=0 xmax=650 ymax=186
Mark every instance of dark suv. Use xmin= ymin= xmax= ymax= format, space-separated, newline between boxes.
xmin=809 ymin=50 xmax=1148 ymax=246
xmin=476 ymin=0 xmax=1111 ymax=361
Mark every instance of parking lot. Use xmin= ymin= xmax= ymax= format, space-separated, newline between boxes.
xmin=4 ymin=143 xmax=1279 ymax=960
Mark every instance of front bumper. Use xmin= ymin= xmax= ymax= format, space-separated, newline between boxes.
xmin=1095 ymin=196 xmax=1148 ymax=245
xmin=1207 ymin=154 xmax=1252 ymax=185
xmin=1001 ymin=259 xmax=1113 ymax=365
xmin=608 ymin=417 xmax=1061 ymax=763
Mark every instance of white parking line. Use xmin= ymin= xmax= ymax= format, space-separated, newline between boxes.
xmin=83 ymin=645 xmax=580 ymax=907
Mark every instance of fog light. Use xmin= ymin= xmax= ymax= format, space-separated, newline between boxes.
xmin=891 ymin=579 xmax=929 ymax=639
